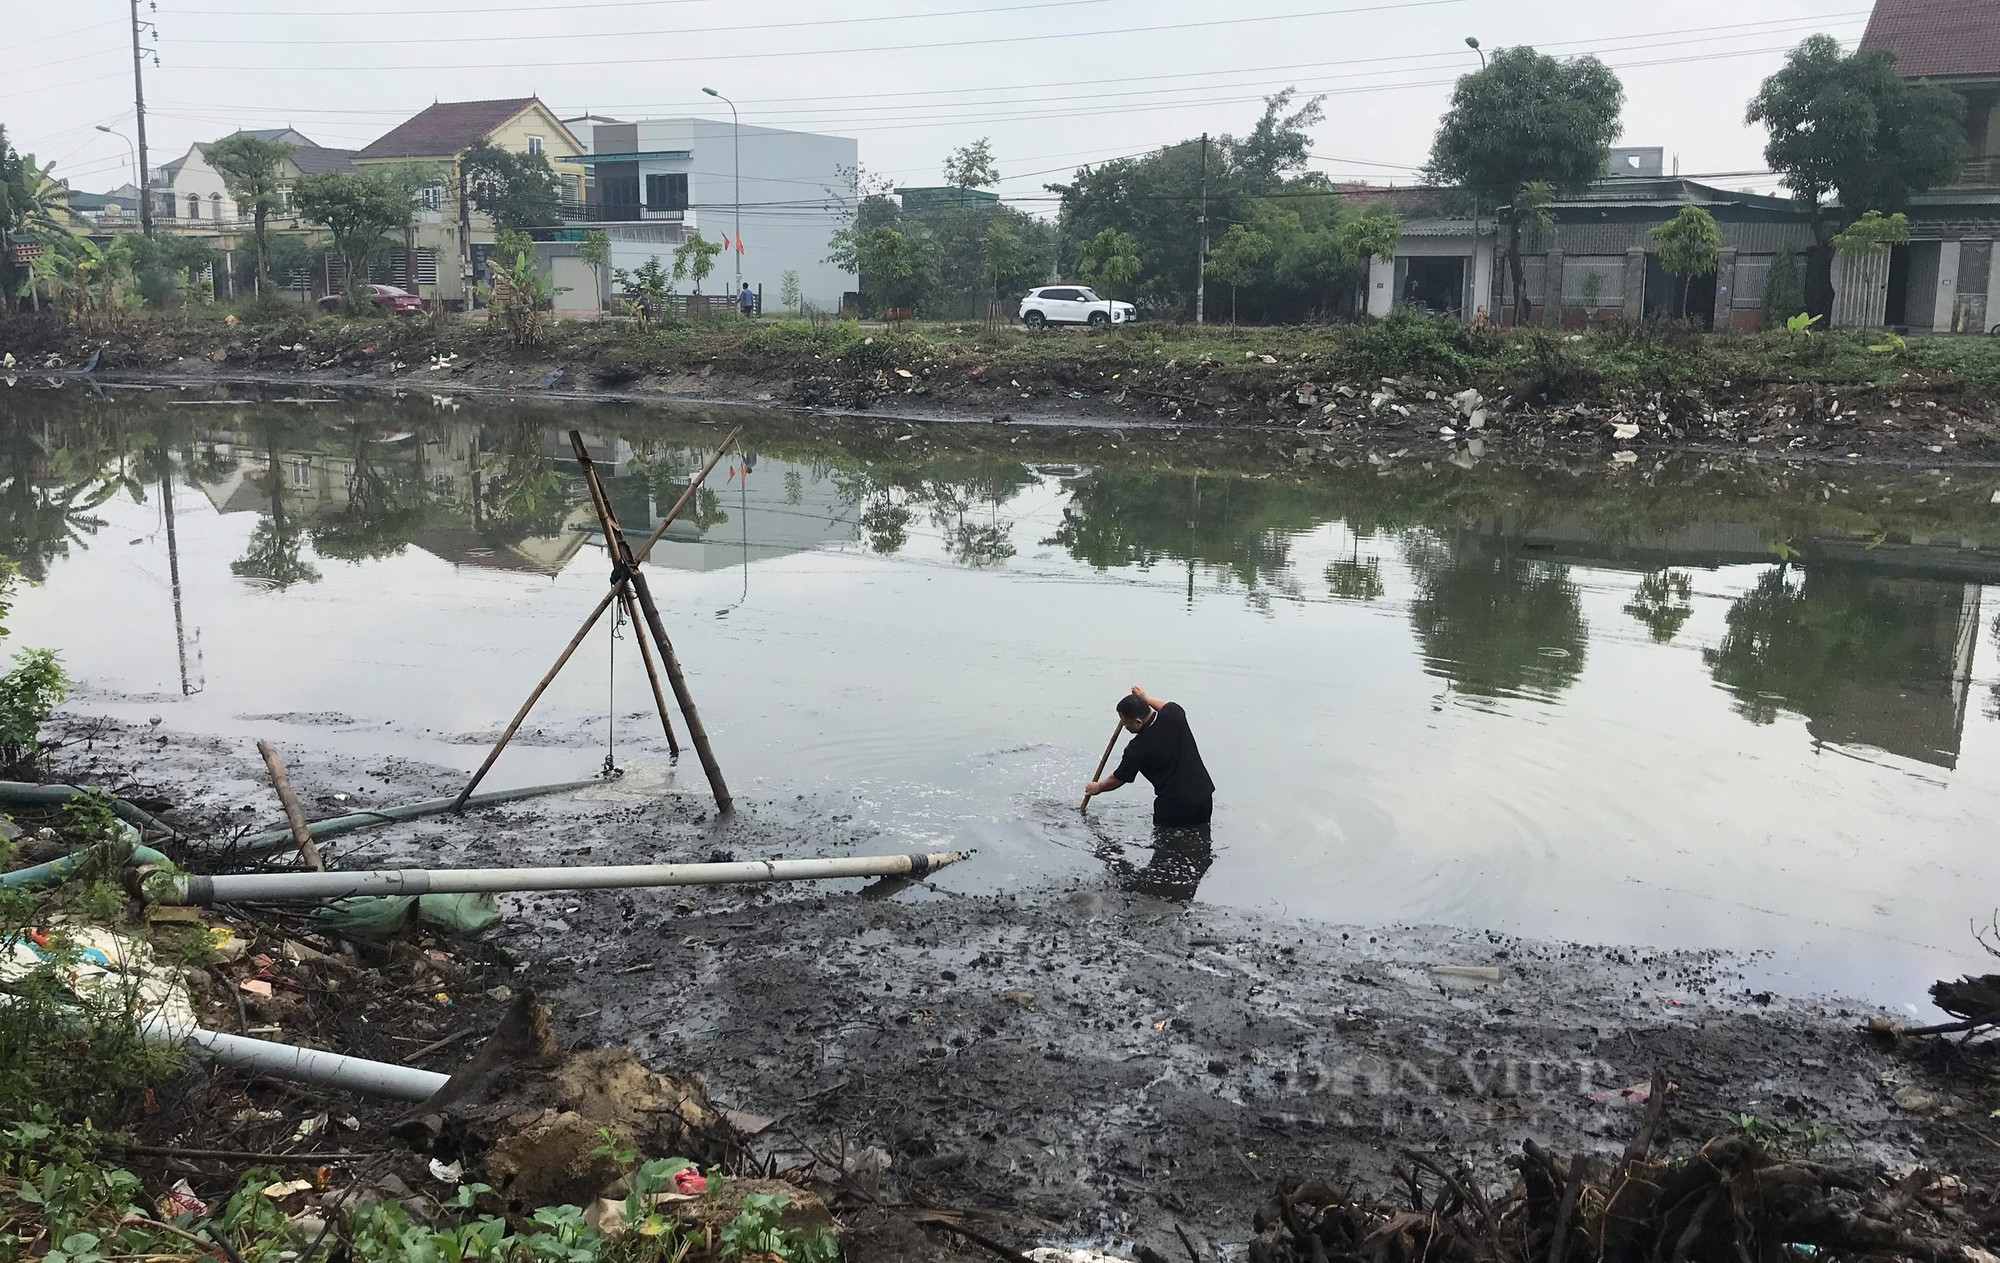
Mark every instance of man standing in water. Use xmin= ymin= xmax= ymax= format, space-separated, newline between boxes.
xmin=1084 ymin=686 xmax=1214 ymax=827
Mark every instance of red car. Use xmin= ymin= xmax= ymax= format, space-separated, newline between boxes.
xmin=319 ymin=284 xmax=423 ymax=314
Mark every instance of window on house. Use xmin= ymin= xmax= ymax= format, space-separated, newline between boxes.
xmin=562 ymin=174 xmax=581 ymax=204
xmin=527 ymin=136 xmax=544 ymax=155
xmin=644 ymin=172 xmax=688 ymax=211
xmin=420 ymin=185 xmax=444 ymax=212
xmin=289 ymin=458 xmax=313 ymax=490
xmin=187 ymin=194 xmax=200 ymax=219
xmin=211 ymin=193 xmax=223 ymax=219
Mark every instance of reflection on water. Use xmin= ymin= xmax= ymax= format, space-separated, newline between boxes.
xmin=8 ymin=385 xmax=2000 ymax=1004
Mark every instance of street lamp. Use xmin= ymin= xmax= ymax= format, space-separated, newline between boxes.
xmin=1462 ymin=40 xmax=1487 ymax=319
xmin=701 ymin=86 xmax=742 ymax=307
xmin=96 ymin=125 xmax=138 ymax=218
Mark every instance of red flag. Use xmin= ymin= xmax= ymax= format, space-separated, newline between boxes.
xmin=719 ymin=232 xmax=730 ymax=252
xmin=735 ymin=232 xmax=745 ymax=255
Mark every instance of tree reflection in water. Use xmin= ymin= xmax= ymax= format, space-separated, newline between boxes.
xmin=1402 ymin=532 xmax=1588 ymax=700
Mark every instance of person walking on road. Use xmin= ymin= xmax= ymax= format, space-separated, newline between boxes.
xmin=739 ymin=283 xmax=757 ymax=317
xmin=1083 ymin=686 xmax=1214 ymax=827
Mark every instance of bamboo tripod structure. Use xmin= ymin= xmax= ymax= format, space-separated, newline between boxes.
xmin=453 ymin=428 xmax=740 ymax=813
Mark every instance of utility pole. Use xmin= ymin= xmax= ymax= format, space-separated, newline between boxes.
xmin=1195 ymin=132 xmax=1208 ymax=326
xmin=129 ymin=0 xmax=155 ymax=237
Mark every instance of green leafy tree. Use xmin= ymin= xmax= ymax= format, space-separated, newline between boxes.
xmin=379 ymin=161 xmax=446 ymax=295
xmin=1234 ymin=88 xmax=1327 ymax=192
xmin=31 ymin=235 xmax=135 ymax=328
xmin=1050 ymin=91 xmax=1322 ymax=316
xmin=829 ymin=221 xmax=941 ymax=312
xmin=207 ymin=134 xmax=293 ymax=294
xmin=1205 ymin=224 xmax=1272 ymax=324
xmin=292 ymin=170 xmax=408 ymax=313
xmin=1648 ymin=205 xmax=1722 ymax=321
xmin=125 ymin=233 xmax=218 ymax=310
xmin=459 ymin=140 xmax=563 ymax=231
xmin=1077 ymin=227 xmax=1142 ymax=300
xmin=1762 ymin=249 xmax=1805 ymax=329
xmin=0 ymin=131 xmax=73 ymax=310
xmin=613 ymin=255 xmax=673 ymax=326
xmin=1425 ymin=47 xmax=1624 ymax=324
xmin=779 ymin=267 xmax=802 ymax=313
xmin=672 ymin=231 xmax=724 ymax=295
xmin=577 ymin=228 xmax=611 ymax=310
xmin=1832 ymin=209 xmax=1911 ymax=256
xmin=1747 ymin=35 xmax=1967 ymax=246
xmin=943 ymin=137 xmax=1000 ymax=189
xmin=980 ymin=215 xmax=1051 ymax=302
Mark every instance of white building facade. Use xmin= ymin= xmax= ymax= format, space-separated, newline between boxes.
xmin=572 ymin=117 xmax=857 ymax=312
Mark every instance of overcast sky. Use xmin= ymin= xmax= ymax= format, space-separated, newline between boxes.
xmin=5 ymin=0 xmax=1864 ymax=206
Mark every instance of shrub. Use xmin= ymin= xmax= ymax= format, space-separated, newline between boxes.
xmin=1351 ymin=308 xmax=1474 ymax=382
xmin=0 ymin=649 xmax=67 ymax=776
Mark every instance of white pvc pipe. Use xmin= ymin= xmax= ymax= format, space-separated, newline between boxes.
xmin=140 ymin=1015 xmax=450 ymax=1102
xmin=161 ymin=850 xmax=971 ymax=905
xmin=190 ymin=1028 xmax=450 ymax=1101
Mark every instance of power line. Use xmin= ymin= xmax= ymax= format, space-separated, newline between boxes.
xmin=160 ymin=0 xmax=1480 ymax=72
xmin=168 ymin=0 xmax=1131 ymax=44
xmin=13 ymin=18 xmax=124 ymax=50
xmin=144 ymin=12 xmax=1863 ymax=120
xmin=148 ymin=35 xmax=1858 ymax=143
xmin=607 ymin=42 xmax=1858 ymax=137
xmin=145 ymin=11 xmax=1872 ymax=129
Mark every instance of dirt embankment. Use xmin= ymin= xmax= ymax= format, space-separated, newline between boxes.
xmin=10 ymin=313 xmax=2000 ymax=466
xmin=47 ymin=714 xmax=2000 ymax=1261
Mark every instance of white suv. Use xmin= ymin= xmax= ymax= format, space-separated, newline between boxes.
xmin=1019 ymin=286 xmax=1138 ymax=328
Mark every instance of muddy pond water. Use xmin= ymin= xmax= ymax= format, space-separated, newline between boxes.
xmin=6 ymin=383 xmax=2000 ymax=1008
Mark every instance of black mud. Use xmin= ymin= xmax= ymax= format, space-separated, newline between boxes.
xmin=46 ymin=714 xmax=2000 ymax=1260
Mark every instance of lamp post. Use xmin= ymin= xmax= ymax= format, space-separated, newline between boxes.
xmin=1464 ymin=38 xmax=1487 ymax=321
xmin=701 ymin=87 xmax=741 ymax=305
xmin=96 ymin=125 xmax=138 ymax=222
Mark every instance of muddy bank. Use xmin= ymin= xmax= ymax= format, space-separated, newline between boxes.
xmin=10 ymin=311 xmax=2000 ymax=465
xmin=47 ymin=714 xmax=2000 ymax=1260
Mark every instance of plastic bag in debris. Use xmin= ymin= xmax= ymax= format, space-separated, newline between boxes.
xmin=310 ymin=892 xmax=500 ymax=938
xmin=0 ymin=923 xmax=197 ymax=1034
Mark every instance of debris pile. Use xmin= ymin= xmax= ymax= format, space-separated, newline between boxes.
xmin=1242 ymin=1078 xmax=1999 ymax=1263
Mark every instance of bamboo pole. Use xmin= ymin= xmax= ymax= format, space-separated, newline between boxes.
xmin=452 ymin=429 xmax=740 ymax=810
xmin=1081 ymin=721 xmax=1124 ymax=812
xmin=256 ymin=740 xmax=325 ymax=871
xmin=571 ymin=432 xmax=730 ymax=813
xmin=571 ymin=435 xmax=681 ymax=757
xmin=618 ymin=584 xmax=679 ymax=755
xmin=236 ymin=778 xmax=601 ymax=858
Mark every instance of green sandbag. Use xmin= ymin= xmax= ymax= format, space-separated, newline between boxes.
xmin=311 ymin=892 xmax=500 ymax=937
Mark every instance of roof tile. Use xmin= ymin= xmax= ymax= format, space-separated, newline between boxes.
xmin=355 ymin=97 xmax=541 ymax=160
xmin=1861 ymin=0 xmax=2000 ymax=79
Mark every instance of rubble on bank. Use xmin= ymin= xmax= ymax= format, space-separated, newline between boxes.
xmin=8 ymin=310 xmax=2000 ymax=466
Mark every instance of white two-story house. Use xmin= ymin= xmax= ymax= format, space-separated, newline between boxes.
xmin=565 ymin=117 xmax=857 ymax=312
